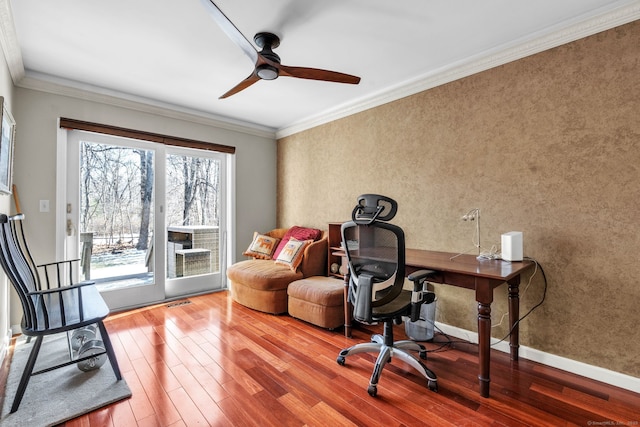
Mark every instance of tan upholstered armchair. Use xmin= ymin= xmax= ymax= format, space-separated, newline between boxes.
xmin=227 ymin=228 xmax=327 ymax=314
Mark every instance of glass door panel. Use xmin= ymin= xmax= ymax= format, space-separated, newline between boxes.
xmin=164 ymin=150 xmax=225 ymax=298
xmin=80 ymin=141 xmax=155 ymax=291
xmin=67 ymin=131 xmax=164 ymax=310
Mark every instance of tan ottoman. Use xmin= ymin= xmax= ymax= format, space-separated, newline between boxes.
xmin=287 ymin=276 xmax=345 ymax=329
xmin=227 ymin=259 xmax=302 ymax=314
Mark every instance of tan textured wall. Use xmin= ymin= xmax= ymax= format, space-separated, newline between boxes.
xmin=277 ymin=21 xmax=640 ymax=377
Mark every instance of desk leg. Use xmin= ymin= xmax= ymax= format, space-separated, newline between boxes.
xmin=508 ymin=277 xmax=521 ymax=361
xmin=343 ymin=272 xmax=352 ymax=338
xmin=477 ymin=301 xmax=491 ymax=398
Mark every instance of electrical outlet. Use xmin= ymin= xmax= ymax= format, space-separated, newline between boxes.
xmin=39 ymin=199 xmax=50 ymax=212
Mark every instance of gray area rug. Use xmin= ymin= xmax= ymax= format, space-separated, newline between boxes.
xmin=1 ymin=334 xmax=131 ymax=426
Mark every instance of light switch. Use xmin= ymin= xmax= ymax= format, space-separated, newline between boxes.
xmin=39 ymin=200 xmax=50 ymax=212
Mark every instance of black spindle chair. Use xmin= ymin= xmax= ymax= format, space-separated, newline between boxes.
xmin=0 ymin=213 xmax=122 ymax=413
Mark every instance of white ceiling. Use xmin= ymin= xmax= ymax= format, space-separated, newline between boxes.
xmin=2 ymin=0 xmax=639 ymax=137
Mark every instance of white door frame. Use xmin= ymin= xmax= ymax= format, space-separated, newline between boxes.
xmin=57 ymin=124 xmax=233 ymax=311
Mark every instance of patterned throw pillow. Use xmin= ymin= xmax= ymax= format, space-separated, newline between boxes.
xmin=243 ymin=233 xmax=280 ymax=259
xmin=274 ymin=238 xmax=312 ymax=271
xmin=272 ymin=226 xmax=322 ymax=259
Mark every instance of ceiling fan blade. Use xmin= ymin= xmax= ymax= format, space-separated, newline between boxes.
xmin=277 ymin=65 xmax=360 ymax=84
xmin=200 ymin=0 xmax=258 ymax=64
xmin=219 ymin=72 xmax=261 ymax=99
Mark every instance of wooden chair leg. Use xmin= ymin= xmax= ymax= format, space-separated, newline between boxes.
xmin=97 ymin=321 xmax=122 ymax=380
xmin=11 ymin=336 xmax=43 ymax=413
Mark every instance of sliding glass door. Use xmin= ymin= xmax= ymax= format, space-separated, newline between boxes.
xmin=164 ymin=149 xmax=225 ymax=298
xmin=66 ymin=130 xmax=227 ymax=310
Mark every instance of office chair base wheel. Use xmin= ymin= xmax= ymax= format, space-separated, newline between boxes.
xmin=367 ymin=385 xmax=377 ymax=397
xmin=336 ymin=356 xmax=346 ymax=366
xmin=428 ymin=380 xmax=438 ymax=392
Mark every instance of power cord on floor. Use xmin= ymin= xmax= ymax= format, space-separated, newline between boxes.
xmin=420 ymin=324 xmax=475 ymax=354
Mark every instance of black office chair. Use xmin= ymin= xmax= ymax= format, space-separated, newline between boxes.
xmin=0 ymin=213 xmax=122 ymax=413
xmin=336 ymin=194 xmax=438 ymax=397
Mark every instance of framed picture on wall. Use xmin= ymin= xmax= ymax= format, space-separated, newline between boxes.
xmin=0 ymin=96 xmax=16 ymax=194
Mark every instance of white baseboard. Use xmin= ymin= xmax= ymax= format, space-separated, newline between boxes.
xmin=0 ymin=328 xmax=11 ymax=367
xmin=10 ymin=323 xmax=20 ymax=336
xmin=435 ymin=322 xmax=640 ymax=394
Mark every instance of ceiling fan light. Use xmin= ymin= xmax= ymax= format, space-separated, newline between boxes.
xmin=257 ymin=64 xmax=279 ymax=80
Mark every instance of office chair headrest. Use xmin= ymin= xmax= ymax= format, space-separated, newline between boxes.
xmin=352 ymin=194 xmax=398 ymax=224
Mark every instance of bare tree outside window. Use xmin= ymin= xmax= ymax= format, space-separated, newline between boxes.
xmin=81 ymin=142 xmax=150 ymax=249
xmin=137 ymin=150 xmax=153 ymax=251
xmin=80 ymin=141 xmax=221 ymax=286
xmin=166 ymin=154 xmax=220 ymax=227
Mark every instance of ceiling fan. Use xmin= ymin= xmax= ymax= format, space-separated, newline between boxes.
xmin=200 ymin=0 xmax=361 ymax=99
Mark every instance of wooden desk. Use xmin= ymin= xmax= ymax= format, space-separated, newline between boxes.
xmin=343 ymin=249 xmax=534 ymax=398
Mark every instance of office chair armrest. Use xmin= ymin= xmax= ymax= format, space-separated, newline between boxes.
xmin=352 ymin=273 xmax=374 ymax=324
xmin=407 ymin=269 xmax=436 ymax=322
xmin=408 ymin=270 xmax=436 ymax=283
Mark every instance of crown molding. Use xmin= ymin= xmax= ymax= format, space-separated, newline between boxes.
xmin=0 ymin=0 xmax=25 ymax=84
xmin=276 ymin=1 xmax=640 ymax=139
xmin=17 ymin=73 xmax=276 ymax=139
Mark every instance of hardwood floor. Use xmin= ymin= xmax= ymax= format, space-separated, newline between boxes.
xmin=13 ymin=291 xmax=640 ymax=426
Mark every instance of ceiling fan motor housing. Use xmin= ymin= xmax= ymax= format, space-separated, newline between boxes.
xmin=254 ymin=32 xmax=281 ymax=80
xmin=254 ymin=32 xmax=280 ymax=50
